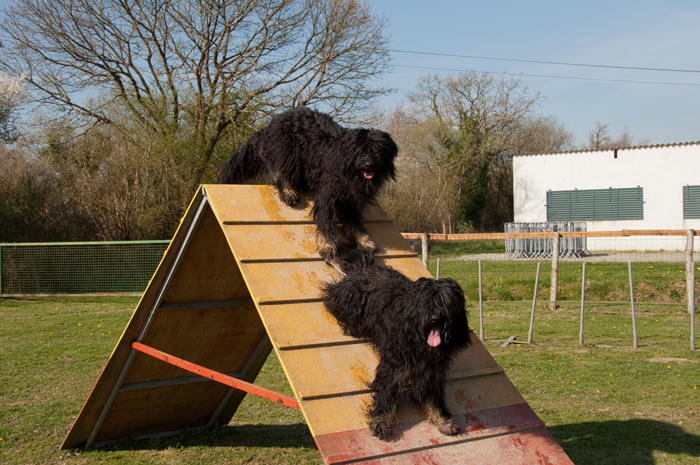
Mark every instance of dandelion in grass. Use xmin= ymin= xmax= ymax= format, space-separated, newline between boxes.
xmin=78 ymin=323 xmax=82 ymax=326
xmin=667 ymin=365 xmax=671 ymax=369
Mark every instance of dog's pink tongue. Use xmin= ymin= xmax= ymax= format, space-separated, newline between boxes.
xmin=363 ymin=171 xmax=374 ymax=179
xmin=427 ymin=326 xmax=441 ymax=347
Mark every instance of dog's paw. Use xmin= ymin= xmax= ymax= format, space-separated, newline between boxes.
xmin=356 ymin=234 xmax=378 ymax=253
xmin=318 ymin=244 xmax=336 ymax=263
xmin=278 ymin=187 xmax=300 ymax=206
xmin=369 ymin=418 xmax=396 ymax=441
xmin=436 ymin=417 xmax=460 ymax=436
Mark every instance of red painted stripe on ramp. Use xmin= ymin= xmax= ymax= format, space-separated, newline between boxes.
xmin=314 ymin=403 xmax=573 ymax=464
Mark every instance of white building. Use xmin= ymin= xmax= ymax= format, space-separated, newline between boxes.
xmin=513 ymin=141 xmax=700 ymax=251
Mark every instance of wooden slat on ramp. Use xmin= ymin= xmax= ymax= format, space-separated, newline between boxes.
xmin=62 ymin=184 xmax=573 ymax=464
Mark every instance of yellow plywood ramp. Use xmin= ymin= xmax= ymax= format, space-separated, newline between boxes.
xmin=62 ymin=185 xmax=573 ymax=464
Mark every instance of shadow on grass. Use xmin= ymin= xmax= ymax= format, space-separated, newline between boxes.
xmin=549 ymin=419 xmax=700 ymax=465
xmin=100 ymin=422 xmax=317 ymax=452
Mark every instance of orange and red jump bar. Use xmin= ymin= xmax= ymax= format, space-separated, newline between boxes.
xmin=131 ymin=342 xmax=300 ymax=411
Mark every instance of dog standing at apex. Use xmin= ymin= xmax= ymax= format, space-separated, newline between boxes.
xmin=219 ymin=107 xmax=398 ymax=271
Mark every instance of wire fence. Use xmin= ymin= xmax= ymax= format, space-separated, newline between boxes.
xmin=0 ymin=241 xmax=170 ymax=295
xmin=403 ymin=230 xmax=698 ymax=350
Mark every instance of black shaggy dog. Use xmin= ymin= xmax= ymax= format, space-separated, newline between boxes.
xmin=322 ymin=265 xmax=472 ymax=440
xmin=219 ymin=107 xmax=398 ymax=269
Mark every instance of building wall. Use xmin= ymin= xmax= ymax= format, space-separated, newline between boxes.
xmin=513 ymin=143 xmax=700 ymax=250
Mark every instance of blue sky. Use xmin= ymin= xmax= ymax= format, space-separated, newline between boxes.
xmin=369 ymin=0 xmax=700 ymax=146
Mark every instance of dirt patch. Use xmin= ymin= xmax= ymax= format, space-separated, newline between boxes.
xmin=646 ymin=357 xmax=697 ymax=364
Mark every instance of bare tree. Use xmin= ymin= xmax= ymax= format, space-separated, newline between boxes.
xmin=586 ymin=121 xmax=612 ymax=150
xmin=380 ymin=72 xmax=574 ymax=233
xmin=0 ymin=0 xmax=392 ymax=191
xmin=585 ymin=121 xmax=649 ymax=150
xmin=0 ymin=72 xmax=25 ymax=142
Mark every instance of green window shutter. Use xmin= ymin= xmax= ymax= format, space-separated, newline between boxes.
xmin=615 ymin=187 xmax=644 ymax=220
xmin=547 ymin=191 xmax=572 ymax=221
xmin=569 ymin=190 xmax=594 ymax=221
xmin=546 ymin=187 xmax=643 ymax=222
xmin=683 ymin=185 xmax=700 ymax=219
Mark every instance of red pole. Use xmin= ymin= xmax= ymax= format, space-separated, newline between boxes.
xmin=131 ymin=342 xmax=300 ymax=411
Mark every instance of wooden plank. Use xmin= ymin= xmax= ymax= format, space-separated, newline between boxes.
xmin=205 ymin=184 xmax=391 ymax=224
xmin=401 ymin=229 xmax=700 ymax=241
xmin=259 ymin=301 xmax=354 ymax=350
xmin=158 ymin=299 xmax=254 ymax=311
xmin=314 ymin=403 xmax=552 ymax=464
xmin=315 ymin=405 xmax=572 ymax=464
xmin=279 ymin=336 xmax=503 ymax=401
xmin=93 ymin=381 xmax=231 ymax=444
xmin=241 ymin=256 xmax=429 ymax=305
xmin=299 ymin=374 xmax=526 ymax=438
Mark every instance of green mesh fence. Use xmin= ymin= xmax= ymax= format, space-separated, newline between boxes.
xmin=0 ymin=241 xmax=170 ymax=295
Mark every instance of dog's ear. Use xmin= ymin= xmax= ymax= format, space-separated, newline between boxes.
xmin=342 ymin=129 xmax=369 ymax=172
xmin=438 ymin=278 xmax=471 ymax=347
xmin=373 ymin=130 xmax=398 ymax=181
xmin=436 ymin=278 xmax=465 ymax=310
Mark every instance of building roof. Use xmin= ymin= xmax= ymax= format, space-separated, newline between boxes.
xmin=514 ymin=140 xmax=700 ymax=157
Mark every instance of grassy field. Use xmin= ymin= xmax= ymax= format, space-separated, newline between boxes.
xmin=1 ymin=250 xmax=699 ymax=464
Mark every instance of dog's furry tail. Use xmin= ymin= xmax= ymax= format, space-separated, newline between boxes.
xmin=219 ymin=133 xmax=265 ymax=184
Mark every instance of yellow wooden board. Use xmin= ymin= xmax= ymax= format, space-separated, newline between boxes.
xmin=62 ymin=184 xmax=573 ymax=464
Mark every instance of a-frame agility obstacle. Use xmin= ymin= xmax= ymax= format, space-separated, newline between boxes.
xmin=62 ymin=184 xmax=574 ymax=464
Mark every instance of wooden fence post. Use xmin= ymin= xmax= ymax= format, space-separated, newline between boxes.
xmin=579 ymin=262 xmax=586 ymax=346
xmin=686 ymin=229 xmax=696 ymax=350
xmin=550 ymin=232 xmax=560 ymax=311
xmin=629 ymin=262 xmax=638 ymax=348
xmin=421 ymin=232 xmax=429 ymax=269
xmin=479 ymin=260 xmax=484 ymax=341
xmin=528 ymin=262 xmax=541 ymax=344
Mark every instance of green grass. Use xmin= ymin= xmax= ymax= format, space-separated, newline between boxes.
xmin=425 ymin=241 xmax=696 ymax=304
xmin=2 ymin=254 xmax=699 ymax=464
xmin=426 ymin=239 xmax=506 ymax=257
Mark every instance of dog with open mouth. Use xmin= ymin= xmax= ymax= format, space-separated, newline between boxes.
xmin=219 ymin=107 xmax=397 ymax=271
xmin=322 ymin=265 xmax=472 ymax=440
